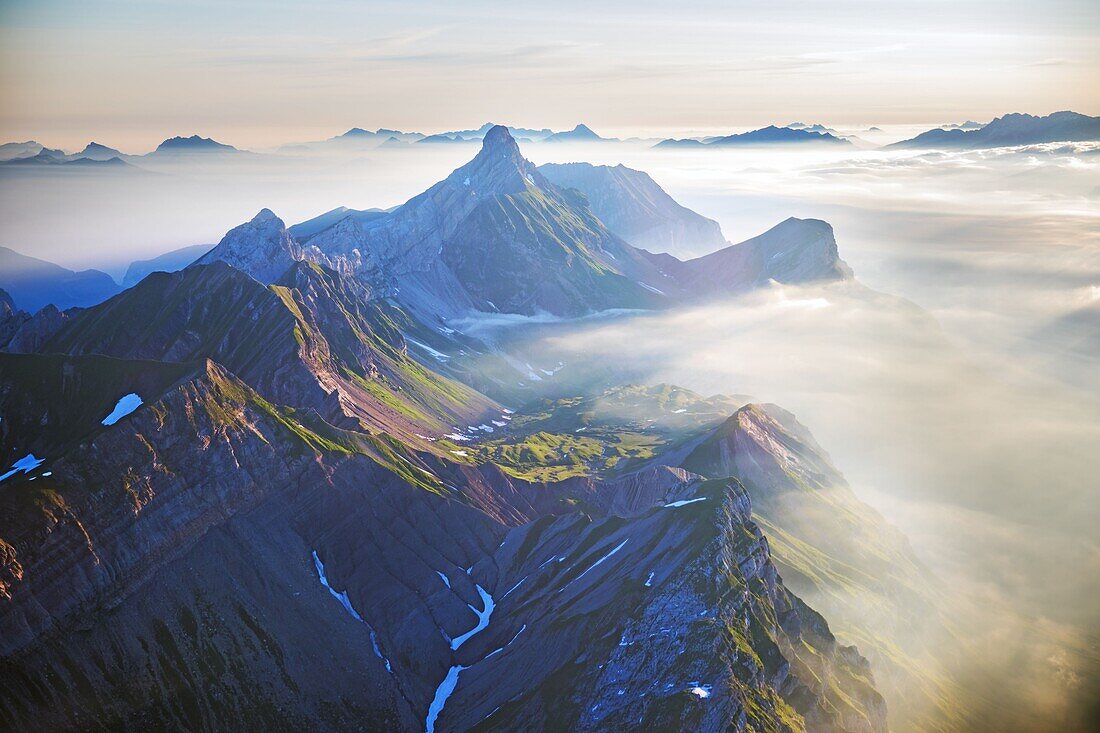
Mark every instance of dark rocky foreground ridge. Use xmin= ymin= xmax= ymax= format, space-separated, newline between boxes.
xmin=0 ymin=354 xmax=886 ymax=732
xmin=0 ymin=128 xmax=890 ymax=732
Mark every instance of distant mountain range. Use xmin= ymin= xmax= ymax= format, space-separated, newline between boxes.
xmin=0 ymin=141 xmax=49 ymax=161
xmin=0 ymin=148 xmax=133 ymax=169
xmin=542 ymin=124 xmax=606 ymax=143
xmin=287 ymin=207 xmax=390 ymax=239
xmin=656 ymin=125 xmax=850 ymax=148
xmin=280 ymin=123 xmax=605 ymax=152
xmin=6 ymin=112 xmax=1095 ymax=163
xmin=890 ymin=111 xmax=1100 ymax=149
xmin=78 ymin=142 xmax=125 ymax=160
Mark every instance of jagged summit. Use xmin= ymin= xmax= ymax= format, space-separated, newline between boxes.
xmin=481 ymin=123 xmax=517 ymax=149
xmin=194 ymin=208 xmax=302 ymax=283
xmin=449 ymin=124 xmax=540 ymax=196
xmin=251 ymin=207 xmax=279 ymax=224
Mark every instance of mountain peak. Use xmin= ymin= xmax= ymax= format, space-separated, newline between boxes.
xmin=154 ymin=135 xmax=236 ymax=153
xmin=544 ymin=123 xmax=603 ymax=142
xmin=481 ymin=124 xmax=518 ymax=151
xmin=194 ymin=209 xmax=300 ymax=283
xmin=250 ymin=208 xmax=279 ymax=224
xmin=447 ymin=125 xmax=536 ymax=195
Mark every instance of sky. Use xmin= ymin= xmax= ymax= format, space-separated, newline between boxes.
xmin=1 ymin=0 xmax=1098 ymax=151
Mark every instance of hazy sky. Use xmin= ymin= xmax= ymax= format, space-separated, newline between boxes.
xmin=1 ymin=0 xmax=1098 ymax=150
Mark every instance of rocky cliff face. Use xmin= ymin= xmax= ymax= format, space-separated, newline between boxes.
xmin=0 ymin=289 xmax=73 ymax=353
xmin=681 ymin=403 xmax=967 ymax=732
xmin=194 ymin=209 xmax=303 ymax=284
xmin=654 ymin=218 xmax=853 ymax=296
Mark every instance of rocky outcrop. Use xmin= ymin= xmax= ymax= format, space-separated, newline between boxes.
xmin=0 ymin=303 xmax=72 ymax=353
xmin=681 ymin=403 xmax=965 ymax=732
xmin=194 ymin=209 xmax=303 ymax=284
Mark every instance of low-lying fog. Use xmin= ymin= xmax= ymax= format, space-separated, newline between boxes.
xmin=2 ymin=133 xmax=1097 ymax=728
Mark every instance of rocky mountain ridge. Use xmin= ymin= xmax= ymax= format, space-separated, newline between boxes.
xmin=199 ymin=126 xmax=852 ymax=321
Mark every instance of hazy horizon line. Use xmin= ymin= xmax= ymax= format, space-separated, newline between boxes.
xmin=5 ymin=107 xmax=1098 ymax=154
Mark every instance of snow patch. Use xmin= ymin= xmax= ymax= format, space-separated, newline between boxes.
xmin=0 ymin=454 xmax=45 ymax=483
xmin=312 ymin=551 xmax=393 ymax=673
xmin=561 ymin=539 xmax=629 ymax=592
xmin=101 ymin=393 xmax=143 ymax=426
xmin=426 ymin=664 xmax=465 ymax=733
xmin=690 ymin=685 xmax=712 ymax=699
xmin=664 ymin=497 xmax=708 ymax=509
xmin=484 ymin=623 xmax=526 ymax=660
xmin=644 ymin=571 xmax=655 ymax=587
xmin=406 ymin=337 xmax=450 ymax=361
xmin=437 ymin=571 xmax=451 ymax=589
xmin=502 ymin=576 xmax=526 ymax=599
xmin=450 ymin=584 xmax=495 ymax=650
xmin=313 ymin=551 xmax=363 ymax=622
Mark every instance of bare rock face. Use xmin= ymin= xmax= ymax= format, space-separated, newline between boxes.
xmin=0 ymin=289 xmax=73 ymax=353
xmin=195 ymin=208 xmax=304 ymax=284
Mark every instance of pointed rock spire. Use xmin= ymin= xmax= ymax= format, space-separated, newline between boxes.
xmin=194 ymin=208 xmax=303 ymax=284
xmin=251 ymin=208 xmax=279 ymax=224
xmin=450 ymin=125 xmax=538 ymax=195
